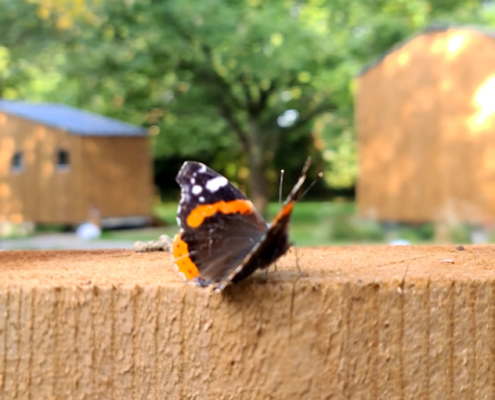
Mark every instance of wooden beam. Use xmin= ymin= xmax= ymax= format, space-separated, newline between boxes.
xmin=0 ymin=246 xmax=493 ymax=399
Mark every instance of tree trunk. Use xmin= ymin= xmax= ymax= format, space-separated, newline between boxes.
xmin=246 ymin=117 xmax=269 ymax=215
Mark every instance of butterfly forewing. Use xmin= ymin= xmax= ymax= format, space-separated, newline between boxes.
xmin=173 ymin=161 xmax=268 ymax=285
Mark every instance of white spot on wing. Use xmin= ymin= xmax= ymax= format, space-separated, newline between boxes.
xmin=199 ymin=196 xmax=205 ymax=202
xmin=190 ymin=178 xmax=195 ymax=184
xmin=192 ymin=185 xmax=203 ymax=195
xmin=199 ymin=165 xmax=207 ymax=173
xmin=206 ymin=176 xmax=228 ymax=192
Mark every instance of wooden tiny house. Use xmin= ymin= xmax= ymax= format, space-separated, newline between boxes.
xmin=0 ymin=100 xmax=152 ymax=227
xmin=356 ymin=26 xmax=495 ymax=225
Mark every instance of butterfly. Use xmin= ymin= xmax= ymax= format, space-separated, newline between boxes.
xmin=172 ymin=158 xmax=312 ymax=292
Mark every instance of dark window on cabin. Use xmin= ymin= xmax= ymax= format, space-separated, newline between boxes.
xmin=11 ymin=152 xmax=23 ymax=172
xmin=57 ymin=149 xmax=70 ymax=168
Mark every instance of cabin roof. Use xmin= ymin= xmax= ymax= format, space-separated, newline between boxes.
xmin=358 ymin=24 xmax=495 ymax=77
xmin=0 ymin=100 xmax=148 ymax=136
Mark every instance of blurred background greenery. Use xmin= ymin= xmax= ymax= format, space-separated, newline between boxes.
xmin=2 ymin=0 xmax=495 ymax=247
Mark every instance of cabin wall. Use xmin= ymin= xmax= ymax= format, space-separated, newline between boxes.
xmin=357 ymin=29 xmax=495 ymax=224
xmin=0 ymin=113 xmax=152 ymax=225
xmin=80 ymin=136 xmax=153 ymax=220
xmin=0 ymin=113 xmax=83 ymax=224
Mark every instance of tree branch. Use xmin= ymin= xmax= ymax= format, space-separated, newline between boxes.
xmin=219 ymin=104 xmax=250 ymax=153
xmin=240 ymin=77 xmax=277 ymax=117
xmin=257 ymin=80 xmax=276 ymax=115
xmin=240 ymin=77 xmax=255 ymax=114
xmin=286 ymin=102 xmax=336 ymax=132
xmin=263 ymin=101 xmax=337 ymax=155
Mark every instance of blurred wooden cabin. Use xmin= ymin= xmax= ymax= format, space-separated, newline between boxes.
xmin=356 ymin=25 xmax=495 ymax=225
xmin=0 ymin=100 xmax=153 ymax=228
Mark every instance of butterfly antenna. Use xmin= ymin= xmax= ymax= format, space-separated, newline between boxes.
xmin=279 ymin=169 xmax=285 ymax=204
xmin=299 ymin=171 xmax=324 ymax=201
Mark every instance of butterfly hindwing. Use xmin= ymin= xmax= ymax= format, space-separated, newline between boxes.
xmin=213 ymin=158 xmax=311 ymax=291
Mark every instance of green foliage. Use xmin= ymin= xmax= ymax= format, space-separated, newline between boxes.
xmin=1 ymin=0 xmax=494 ymax=201
xmin=0 ymin=1 xmax=63 ymax=99
xmin=384 ymin=222 xmax=437 ymax=243
xmin=330 ymin=216 xmax=384 ymax=242
xmin=449 ymin=225 xmax=473 ymax=244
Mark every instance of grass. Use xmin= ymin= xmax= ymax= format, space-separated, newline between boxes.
xmin=99 ymin=226 xmax=179 ymax=242
xmin=32 ymin=201 xmax=477 ymax=247
xmin=268 ymin=201 xmax=358 ymax=246
xmin=102 ymin=201 xmax=385 ymax=246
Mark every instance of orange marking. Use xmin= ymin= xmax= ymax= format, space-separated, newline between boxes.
xmin=186 ymin=200 xmax=254 ymax=228
xmin=172 ymin=233 xmax=199 ymax=281
xmin=271 ymin=201 xmax=295 ymax=225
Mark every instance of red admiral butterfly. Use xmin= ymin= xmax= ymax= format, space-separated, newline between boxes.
xmin=172 ymin=158 xmax=312 ymax=292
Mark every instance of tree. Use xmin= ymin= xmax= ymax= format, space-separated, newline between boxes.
xmin=50 ymin=0 xmax=343 ymax=213
xmin=3 ymin=0 xmax=494 ymax=213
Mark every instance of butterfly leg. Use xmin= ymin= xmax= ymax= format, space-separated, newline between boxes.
xmin=265 ymin=260 xmax=281 ymax=281
xmin=294 ymin=247 xmax=307 ymax=277
xmin=262 ymin=261 xmax=278 ymax=283
xmin=193 ymin=277 xmax=210 ymax=287
xmin=263 ymin=267 xmax=269 ymax=282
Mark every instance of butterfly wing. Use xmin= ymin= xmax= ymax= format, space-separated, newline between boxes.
xmin=214 ymin=158 xmax=312 ymax=292
xmin=173 ymin=161 xmax=268 ymax=285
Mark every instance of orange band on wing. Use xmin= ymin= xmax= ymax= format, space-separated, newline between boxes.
xmin=172 ymin=233 xmax=199 ymax=281
xmin=186 ymin=200 xmax=254 ymax=228
xmin=271 ymin=201 xmax=295 ymax=225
